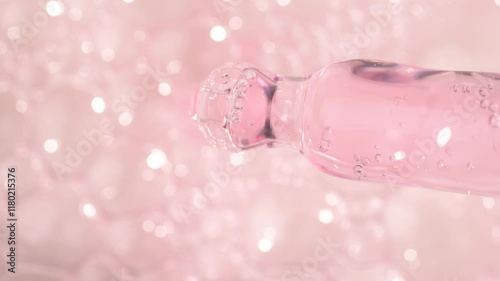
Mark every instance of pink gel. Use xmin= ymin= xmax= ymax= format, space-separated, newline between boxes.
xmin=194 ymin=60 xmax=500 ymax=195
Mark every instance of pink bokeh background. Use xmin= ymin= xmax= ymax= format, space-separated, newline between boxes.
xmin=1 ymin=0 xmax=500 ymax=280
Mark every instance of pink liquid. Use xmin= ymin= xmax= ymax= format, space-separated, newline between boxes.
xmin=194 ymin=60 xmax=500 ymax=195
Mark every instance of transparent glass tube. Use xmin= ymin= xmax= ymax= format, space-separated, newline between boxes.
xmin=194 ymin=60 xmax=500 ymax=196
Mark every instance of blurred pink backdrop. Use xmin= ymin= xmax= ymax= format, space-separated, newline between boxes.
xmin=0 ymin=0 xmax=500 ymax=280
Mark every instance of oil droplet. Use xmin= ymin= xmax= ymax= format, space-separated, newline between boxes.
xmin=467 ymin=162 xmax=475 ymax=170
xmin=438 ymin=160 xmax=447 ymax=169
xmin=319 ymin=140 xmax=330 ymax=152
xmin=481 ymin=100 xmax=490 ymax=109
xmin=354 ymin=154 xmax=362 ymax=162
xmin=489 ymin=114 xmax=500 ymax=128
xmin=375 ymin=154 xmax=382 ymax=162
xmin=353 ymin=165 xmax=363 ymax=177
xmin=490 ymin=103 xmax=499 ymax=112
xmin=362 ymin=157 xmax=370 ymax=165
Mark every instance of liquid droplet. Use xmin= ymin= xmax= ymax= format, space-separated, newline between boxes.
xmin=467 ymin=162 xmax=475 ymax=170
xmin=354 ymin=154 xmax=362 ymax=162
xmin=319 ymin=140 xmax=330 ymax=152
xmin=438 ymin=160 xmax=447 ymax=169
xmin=362 ymin=157 xmax=370 ymax=165
xmin=353 ymin=165 xmax=364 ymax=178
xmin=489 ymin=114 xmax=500 ymax=128
xmin=375 ymin=154 xmax=382 ymax=163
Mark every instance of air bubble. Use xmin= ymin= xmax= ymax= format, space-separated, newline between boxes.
xmin=479 ymin=88 xmax=492 ymax=99
xmin=221 ymin=74 xmax=230 ymax=84
xmin=354 ymin=154 xmax=362 ymax=162
xmin=438 ymin=160 xmax=447 ymax=169
xmin=229 ymin=110 xmax=242 ymax=123
xmin=490 ymin=103 xmax=499 ymax=112
xmin=489 ymin=114 xmax=500 ymax=128
xmin=319 ymin=140 xmax=330 ymax=152
xmin=236 ymin=81 xmax=249 ymax=92
xmin=362 ymin=157 xmax=370 ymax=165
xmin=494 ymin=139 xmax=500 ymax=152
xmin=353 ymin=165 xmax=364 ymax=177
xmin=322 ymin=127 xmax=334 ymax=140
xmin=234 ymin=95 xmax=246 ymax=109
xmin=375 ymin=154 xmax=382 ymax=162
xmin=481 ymin=100 xmax=490 ymax=109
xmin=393 ymin=97 xmax=402 ymax=105
xmin=467 ymin=162 xmax=475 ymax=170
